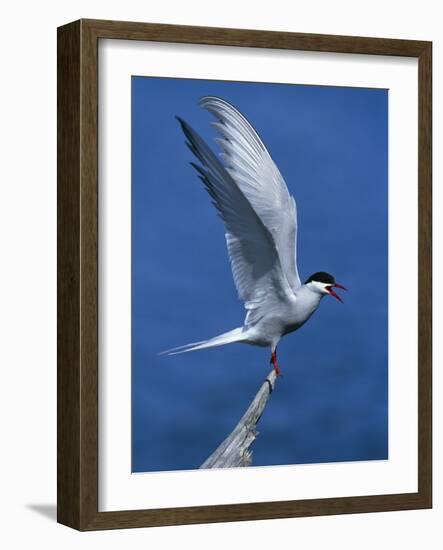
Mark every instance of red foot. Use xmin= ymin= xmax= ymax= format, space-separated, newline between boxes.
xmin=270 ymin=351 xmax=281 ymax=376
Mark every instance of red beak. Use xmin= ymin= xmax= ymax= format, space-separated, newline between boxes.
xmin=327 ymin=282 xmax=347 ymax=303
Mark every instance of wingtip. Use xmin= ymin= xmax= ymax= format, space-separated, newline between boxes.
xmin=175 ymin=115 xmax=186 ymax=128
xmin=199 ymin=96 xmax=244 ymax=122
xmin=199 ymin=95 xmax=227 ymax=109
xmin=176 ymin=116 xmax=195 ymax=143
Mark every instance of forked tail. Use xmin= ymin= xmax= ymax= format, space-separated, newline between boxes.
xmin=159 ymin=327 xmax=246 ymax=356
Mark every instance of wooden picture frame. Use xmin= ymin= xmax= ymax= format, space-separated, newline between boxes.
xmin=57 ymin=18 xmax=432 ymax=530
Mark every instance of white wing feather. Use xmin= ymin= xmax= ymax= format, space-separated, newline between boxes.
xmin=200 ymin=96 xmax=301 ymax=290
xmin=177 ymin=116 xmax=295 ymax=316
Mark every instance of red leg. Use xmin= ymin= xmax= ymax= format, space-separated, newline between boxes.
xmin=270 ymin=350 xmax=281 ymax=376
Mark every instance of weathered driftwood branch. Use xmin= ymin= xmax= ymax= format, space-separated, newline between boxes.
xmin=200 ymin=369 xmax=278 ymax=468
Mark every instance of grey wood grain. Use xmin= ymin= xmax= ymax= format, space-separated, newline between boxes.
xmin=200 ymin=370 xmax=278 ymax=468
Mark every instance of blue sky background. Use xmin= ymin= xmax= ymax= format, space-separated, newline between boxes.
xmin=131 ymin=76 xmax=388 ymax=473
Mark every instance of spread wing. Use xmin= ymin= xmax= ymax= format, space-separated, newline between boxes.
xmin=177 ymin=116 xmax=295 ymax=315
xmin=200 ymin=96 xmax=301 ymax=290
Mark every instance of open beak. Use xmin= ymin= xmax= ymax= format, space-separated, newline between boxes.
xmin=327 ymin=283 xmax=347 ymax=303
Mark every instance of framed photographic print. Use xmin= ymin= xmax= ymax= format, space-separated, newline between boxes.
xmin=57 ymin=19 xmax=432 ymax=530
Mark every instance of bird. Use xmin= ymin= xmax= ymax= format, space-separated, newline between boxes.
xmin=161 ymin=96 xmax=346 ymax=375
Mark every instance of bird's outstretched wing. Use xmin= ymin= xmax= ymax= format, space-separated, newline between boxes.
xmin=177 ymin=115 xmax=296 ymax=316
xmin=200 ymin=96 xmax=301 ymax=290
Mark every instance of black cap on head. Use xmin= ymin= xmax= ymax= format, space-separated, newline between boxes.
xmin=304 ymin=272 xmax=335 ymax=285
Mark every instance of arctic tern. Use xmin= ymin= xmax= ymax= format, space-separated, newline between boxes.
xmin=162 ymin=96 xmax=346 ymax=375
